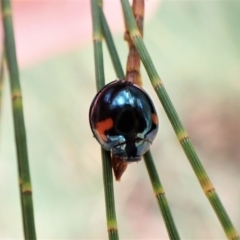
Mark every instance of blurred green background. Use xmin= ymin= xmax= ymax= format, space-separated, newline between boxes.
xmin=1 ymin=1 xmax=240 ymax=239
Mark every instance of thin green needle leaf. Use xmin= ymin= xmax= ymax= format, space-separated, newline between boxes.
xmin=100 ymin=8 xmax=180 ymax=239
xmin=144 ymin=151 xmax=180 ymax=239
xmin=0 ymin=50 xmax=4 ymax=127
xmin=91 ymin=1 xmax=119 ymax=239
xmin=101 ymin=150 xmax=119 ymax=240
xmin=91 ymin=0 xmax=105 ymax=91
xmin=100 ymin=10 xmax=125 ymax=80
xmin=1 ymin=0 xmax=37 ymax=239
xmin=121 ymin=0 xmax=240 ymax=239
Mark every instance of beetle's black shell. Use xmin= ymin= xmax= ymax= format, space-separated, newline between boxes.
xmin=89 ymin=80 xmax=158 ymax=162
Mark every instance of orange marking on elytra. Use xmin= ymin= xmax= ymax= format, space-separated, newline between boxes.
xmin=96 ymin=118 xmax=113 ymax=141
xmin=152 ymin=114 xmax=158 ymax=125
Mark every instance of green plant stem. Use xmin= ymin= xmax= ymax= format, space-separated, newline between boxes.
xmin=144 ymin=151 xmax=180 ymax=239
xmin=91 ymin=0 xmax=105 ymax=91
xmin=101 ymin=7 xmax=180 ymax=239
xmin=101 ymin=150 xmax=119 ymax=240
xmin=120 ymin=0 xmax=240 ymax=239
xmin=1 ymin=0 xmax=36 ymax=239
xmin=0 ymin=50 xmax=4 ymax=124
xmin=91 ymin=1 xmax=119 ymax=239
xmin=100 ymin=10 xmax=125 ymax=80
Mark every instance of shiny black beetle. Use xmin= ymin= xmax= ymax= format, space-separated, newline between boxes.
xmin=89 ymin=80 xmax=158 ymax=162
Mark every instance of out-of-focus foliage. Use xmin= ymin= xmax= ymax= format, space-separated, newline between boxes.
xmin=0 ymin=1 xmax=239 ymax=239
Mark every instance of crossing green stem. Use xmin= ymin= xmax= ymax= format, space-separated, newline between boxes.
xmin=100 ymin=10 xmax=125 ymax=80
xmin=91 ymin=1 xmax=119 ymax=239
xmin=101 ymin=150 xmax=119 ymax=240
xmin=120 ymin=0 xmax=240 ymax=239
xmin=0 ymin=50 xmax=4 ymax=125
xmin=144 ymin=151 xmax=180 ymax=239
xmin=101 ymin=7 xmax=180 ymax=239
xmin=1 ymin=0 xmax=36 ymax=239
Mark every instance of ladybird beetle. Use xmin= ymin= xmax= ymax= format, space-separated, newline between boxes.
xmin=89 ymin=80 xmax=158 ymax=163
